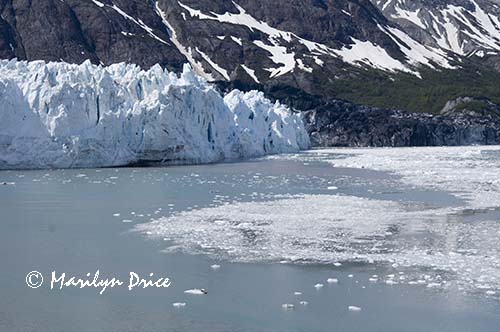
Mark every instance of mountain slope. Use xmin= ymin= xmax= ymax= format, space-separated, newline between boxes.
xmin=0 ymin=0 xmax=457 ymax=78
xmin=1 ymin=0 xmax=500 ymax=114
xmin=372 ymin=0 xmax=500 ymax=57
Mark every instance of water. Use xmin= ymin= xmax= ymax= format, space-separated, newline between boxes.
xmin=1 ymin=147 xmax=499 ymax=332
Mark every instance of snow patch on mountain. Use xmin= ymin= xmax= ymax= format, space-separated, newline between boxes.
xmin=0 ymin=59 xmax=309 ymax=170
xmin=334 ymin=38 xmax=414 ymax=75
xmin=241 ymin=65 xmax=260 ymax=83
xmin=154 ymin=2 xmax=215 ymax=81
xmin=109 ymin=3 xmax=170 ymax=45
xmin=375 ymin=0 xmax=500 ymax=56
xmin=177 ymin=1 xmax=454 ymax=78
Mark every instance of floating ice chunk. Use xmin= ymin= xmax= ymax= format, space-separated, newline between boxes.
xmin=300 ymin=301 xmax=308 ymax=306
xmin=113 ymin=213 xmax=121 ymax=217
xmin=282 ymin=303 xmax=295 ymax=310
xmin=333 ymin=262 xmax=342 ymax=267
xmin=184 ymin=288 xmax=208 ymax=295
xmin=348 ymin=306 xmax=362 ymax=312
xmin=172 ymin=302 xmax=187 ymax=308
xmin=294 ymin=291 xmax=302 ymax=296
xmin=427 ymin=283 xmax=441 ymax=288
xmin=369 ymin=278 xmax=378 ymax=282
xmin=214 ymin=220 xmax=227 ymax=226
xmin=486 ymin=290 xmax=496 ymax=295
xmin=314 ymin=283 xmax=324 ymax=289
xmin=348 ymin=274 xmax=354 ymax=278
xmin=210 ymin=264 xmax=221 ymax=270
xmin=327 ymin=278 xmax=339 ymax=284
xmin=122 ymin=220 xmax=133 ymax=223
xmin=327 ymin=186 xmax=338 ymax=190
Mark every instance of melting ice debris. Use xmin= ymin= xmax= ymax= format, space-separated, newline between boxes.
xmin=139 ymin=147 xmax=500 ymax=296
xmin=348 ymin=306 xmax=362 ymax=312
xmin=314 ymin=283 xmax=324 ymax=289
xmin=210 ymin=264 xmax=221 ymax=270
xmin=172 ymin=302 xmax=187 ymax=308
xmin=333 ymin=262 xmax=342 ymax=267
xmin=294 ymin=291 xmax=302 ymax=296
xmin=184 ymin=288 xmax=208 ymax=295
xmin=0 ymin=59 xmax=309 ymax=170
xmin=299 ymin=301 xmax=309 ymax=306
xmin=324 ymin=146 xmax=500 ymax=210
xmin=113 ymin=213 xmax=121 ymax=217
xmin=327 ymin=278 xmax=339 ymax=284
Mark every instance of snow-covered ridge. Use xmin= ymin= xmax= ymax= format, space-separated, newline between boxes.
xmin=176 ymin=1 xmax=452 ymax=78
xmin=374 ymin=0 xmax=500 ymax=57
xmin=0 ymin=59 xmax=310 ymax=170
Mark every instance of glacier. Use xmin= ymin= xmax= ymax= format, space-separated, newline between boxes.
xmin=0 ymin=59 xmax=310 ymax=170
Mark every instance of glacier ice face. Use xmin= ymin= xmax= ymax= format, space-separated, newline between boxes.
xmin=0 ymin=59 xmax=310 ymax=169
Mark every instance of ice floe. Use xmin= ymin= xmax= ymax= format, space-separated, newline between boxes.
xmin=172 ymin=302 xmax=187 ymax=308
xmin=184 ymin=288 xmax=207 ymax=295
xmin=321 ymin=146 xmax=500 ymax=210
xmin=140 ymin=190 xmax=500 ymax=295
xmin=281 ymin=303 xmax=295 ymax=310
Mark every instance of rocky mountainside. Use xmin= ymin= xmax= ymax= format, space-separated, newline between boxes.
xmin=0 ymin=0 xmax=456 ymax=79
xmin=372 ymin=0 xmax=500 ymax=55
xmin=1 ymin=0 xmax=500 ymax=146
xmin=305 ymin=98 xmax=500 ymax=147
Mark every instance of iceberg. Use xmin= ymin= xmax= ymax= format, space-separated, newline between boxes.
xmin=0 ymin=59 xmax=309 ymax=169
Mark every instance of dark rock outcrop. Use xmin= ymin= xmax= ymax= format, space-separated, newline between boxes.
xmin=0 ymin=0 xmax=187 ymax=71
xmin=304 ymin=100 xmax=500 ymax=147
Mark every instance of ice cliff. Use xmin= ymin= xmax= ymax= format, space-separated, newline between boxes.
xmin=0 ymin=60 xmax=310 ymax=169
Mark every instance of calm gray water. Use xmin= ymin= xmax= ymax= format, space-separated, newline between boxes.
xmin=1 ymin=151 xmax=499 ymax=332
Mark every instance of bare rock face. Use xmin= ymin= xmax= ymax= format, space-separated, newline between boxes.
xmin=0 ymin=0 xmax=186 ymax=71
xmin=304 ymin=100 xmax=500 ymax=147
